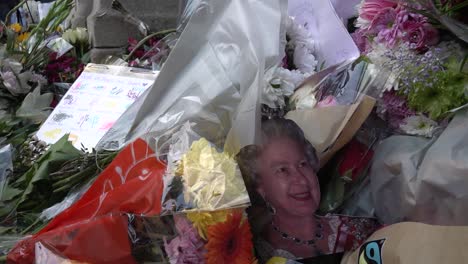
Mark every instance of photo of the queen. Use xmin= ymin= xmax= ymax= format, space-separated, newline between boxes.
xmin=237 ymin=118 xmax=379 ymax=262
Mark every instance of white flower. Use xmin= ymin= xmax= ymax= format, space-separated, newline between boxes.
xmin=285 ymin=16 xmax=318 ymax=74
xmin=294 ymin=44 xmax=318 ymax=74
xmin=262 ymin=66 xmax=311 ymax=108
xmin=75 ymin=27 xmax=88 ymax=43
xmin=295 ymin=95 xmax=317 ymax=110
xmin=62 ymin=29 xmax=77 ymax=44
xmin=355 ymin=0 xmax=372 ymax=29
xmin=399 ymin=115 xmax=438 ymax=138
xmin=355 ymin=16 xmax=371 ymax=29
xmin=62 ymin=27 xmax=88 ymax=45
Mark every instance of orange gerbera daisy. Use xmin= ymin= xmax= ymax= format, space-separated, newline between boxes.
xmin=205 ymin=211 xmax=254 ymax=264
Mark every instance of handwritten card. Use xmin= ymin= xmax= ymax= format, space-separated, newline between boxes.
xmin=37 ymin=64 xmax=159 ymax=151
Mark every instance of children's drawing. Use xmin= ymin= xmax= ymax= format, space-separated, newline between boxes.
xmin=72 ymin=82 xmax=86 ymax=91
xmin=77 ymin=114 xmax=90 ymax=128
xmin=89 ymin=115 xmax=100 ymax=129
xmin=103 ymin=100 xmax=118 ymax=109
xmin=127 ymin=89 xmax=139 ymax=100
xmin=36 ymin=67 xmax=159 ymax=151
xmin=100 ymin=121 xmax=115 ymax=131
xmin=69 ymin=134 xmax=79 ymax=145
xmin=110 ymin=86 xmax=124 ymax=95
xmin=52 ymin=112 xmax=73 ymax=124
xmin=43 ymin=128 xmax=63 ymax=139
xmin=63 ymin=94 xmax=76 ymax=105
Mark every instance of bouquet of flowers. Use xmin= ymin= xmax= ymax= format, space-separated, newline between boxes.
xmin=352 ymin=0 xmax=468 ymax=137
xmin=261 ymin=16 xmax=318 ymax=111
xmin=6 ymin=129 xmax=254 ymax=263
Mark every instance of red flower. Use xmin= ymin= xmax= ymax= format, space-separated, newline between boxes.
xmin=338 ymin=139 xmax=374 ymax=181
xmin=205 ymin=212 xmax=254 ymax=264
xmin=45 ymin=52 xmax=83 ymax=83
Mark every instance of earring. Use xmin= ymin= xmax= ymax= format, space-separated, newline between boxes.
xmin=266 ymin=201 xmax=277 ymax=215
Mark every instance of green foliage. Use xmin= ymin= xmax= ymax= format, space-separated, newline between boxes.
xmin=405 ymin=58 xmax=468 ymax=120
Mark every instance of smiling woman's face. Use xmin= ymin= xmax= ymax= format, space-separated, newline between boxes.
xmin=256 ymin=136 xmax=320 ymax=218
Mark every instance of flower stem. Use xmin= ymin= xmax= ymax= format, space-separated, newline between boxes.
xmin=126 ymin=29 xmax=177 ymax=61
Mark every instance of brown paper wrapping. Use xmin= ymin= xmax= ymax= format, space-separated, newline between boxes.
xmin=286 ymin=95 xmax=376 ymax=167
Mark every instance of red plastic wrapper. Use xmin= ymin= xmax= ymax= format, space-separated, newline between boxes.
xmin=7 ymin=139 xmax=167 ymax=264
xmin=11 ymin=215 xmax=134 ymax=264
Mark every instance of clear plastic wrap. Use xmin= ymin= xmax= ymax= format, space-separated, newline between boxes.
xmin=46 ymin=37 xmax=74 ymax=59
xmin=98 ymin=0 xmax=288 ymax=156
xmin=9 ymin=132 xmax=251 ymax=263
xmin=35 ymin=242 xmax=88 ymax=264
xmin=369 ymin=109 xmax=468 ymax=225
xmin=288 ymin=0 xmax=360 ymax=68
xmin=128 ymin=207 xmax=252 ymax=263
xmin=286 ymin=61 xmax=386 ymax=162
xmin=39 ymin=180 xmax=93 ymax=222
xmin=8 ymin=139 xmax=166 ymax=263
xmin=0 ymin=145 xmax=13 ymax=200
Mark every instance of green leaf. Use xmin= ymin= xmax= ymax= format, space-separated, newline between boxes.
xmin=0 ymin=226 xmax=15 ymax=234
xmin=16 ymin=135 xmax=81 ymax=212
xmin=15 ymin=87 xmax=53 ymax=124
xmin=1 ymin=186 xmax=22 ymax=202
xmin=319 ymin=166 xmax=346 ymax=213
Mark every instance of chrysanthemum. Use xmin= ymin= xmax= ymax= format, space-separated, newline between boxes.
xmin=17 ymin=32 xmax=30 ymax=43
xmin=186 ymin=210 xmax=230 ymax=240
xmin=205 ymin=212 xmax=254 ymax=264
xmin=9 ymin=23 xmax=22 ymax=33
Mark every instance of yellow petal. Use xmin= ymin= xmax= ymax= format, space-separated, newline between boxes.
xmin=9 ymin=23 xmax=22 ymax=33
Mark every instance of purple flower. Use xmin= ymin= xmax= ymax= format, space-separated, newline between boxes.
xmin=164 ymin=216 xmax=206 ymax=264
xmin=376 ymin=28 xmax=399 ymax=48
xmin=378 ymin=90 xmax=416 ymax=129
xmin=369 ymin=7 xmax=398 ymax=34
xmin=396 ymin=8 xmax=439 ymax=50
xmin=352 ymin=29 xmax=371 ymax=54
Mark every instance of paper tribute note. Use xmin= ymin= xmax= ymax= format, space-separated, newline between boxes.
xmin=37 ymin=64 xmax=159 ymax=151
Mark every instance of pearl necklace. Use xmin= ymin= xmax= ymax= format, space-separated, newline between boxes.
xmin=271 ymin=220 xmax=324 ymax=247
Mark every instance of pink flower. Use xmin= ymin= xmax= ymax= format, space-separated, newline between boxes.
xmin=368 ymin=7 xmax=398 ymax=34
xmin=359 ymin=0 xmax=398 ymax=22
xmin=316 ymin=95 xmax=338 ymax=108
xmin=368 ymin=7 xmax=402 ymax=48
xmin=399 ymin=20 xmax=438 ymax=50
xmin=351 ymin=29 xmax=371 ymax=54
xmin=395 ymin=8 xmax=439 ymax=50
xmin=164 ymin=216 xmax=206 ymax=264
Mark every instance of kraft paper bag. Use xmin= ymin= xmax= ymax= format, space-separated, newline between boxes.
xmin=341 ymin=222 xmax=468 ymax=264
xmin=320 ymin=95 xmax=376 ymax=166
xmin=286 ymin=95 xmax=375 ymax=166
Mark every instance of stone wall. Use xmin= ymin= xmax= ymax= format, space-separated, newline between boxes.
xmin=71 ymin=0 xmax=185 ymax=62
